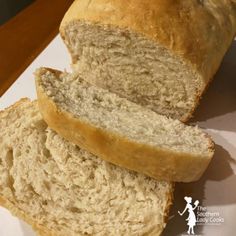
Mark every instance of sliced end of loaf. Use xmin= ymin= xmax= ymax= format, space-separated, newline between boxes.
xmin=60 ymin=0 xmax=236 ymax=121
xmin=35 ymin=68 xmax=214 ymax=182
xmin=61 ymin=20 xmax=203 ymax=122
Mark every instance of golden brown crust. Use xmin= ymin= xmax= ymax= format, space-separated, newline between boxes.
xmin=35 ymin=69 xmax=214 ymax=183
xmin=60 ymin=0 xmax=236 ymax=82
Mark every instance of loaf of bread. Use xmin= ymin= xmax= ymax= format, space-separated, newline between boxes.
xmin=0 ymin=98 xmax=174 ymax=236
xmin=60 ymin=0 xmax=236 ymax=121
xmin=35 ymin=67 xmax=214 ymax=183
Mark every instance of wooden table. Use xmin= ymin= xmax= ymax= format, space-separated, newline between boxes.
xmin=0 ymin=0 xmax=73 ymax=96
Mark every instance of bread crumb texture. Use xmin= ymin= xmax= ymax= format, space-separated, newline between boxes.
xmin=0 ymin=99 xmax=173 ymax=236
xmin=37 ymin=68 xmax=212 ymax=157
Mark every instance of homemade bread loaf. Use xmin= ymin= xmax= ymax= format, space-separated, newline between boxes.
xmin=60 ymin=0 xmax=236 ymax=121
xmin=35 ymin=68 xmax=214 ymax=183
xmin=0 ymin=98 xmax=174 ymax=236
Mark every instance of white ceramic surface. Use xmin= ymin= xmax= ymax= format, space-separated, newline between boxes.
xmin=0 ymin=36 xmax=235 ymax=236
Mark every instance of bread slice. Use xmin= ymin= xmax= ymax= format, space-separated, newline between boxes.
xmin=60 ymin=0 xmax=236 ymax=121
xmin=35 ymin=68 xmax=214 ymax=183
xmin=0 ymin=98 xmax=173 ymax=236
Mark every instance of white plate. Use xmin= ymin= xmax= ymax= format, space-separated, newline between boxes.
xmin=0 ymin=36 xmax=235 ymax=236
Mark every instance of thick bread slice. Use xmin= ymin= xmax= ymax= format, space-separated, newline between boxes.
xmin=0 ymin=98 xmax=173 ymax=236
xmin=35 ymin=68 xmax=214 ymax=182
xmin=60 ymin=0 xmax=236 ymax=121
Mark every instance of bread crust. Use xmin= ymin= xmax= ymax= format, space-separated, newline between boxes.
xmin=60 ymin=0 xmax=236 ymax=122
xmin=36 ymin=69 xmax=214 ymax=183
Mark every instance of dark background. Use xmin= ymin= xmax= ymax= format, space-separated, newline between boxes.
xmin=0 ymin=0 xmax=35 ymax=25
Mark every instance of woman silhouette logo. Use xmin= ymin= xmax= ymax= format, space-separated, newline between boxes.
xmin=178 ymin=196 xmax=199 ymax=235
